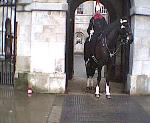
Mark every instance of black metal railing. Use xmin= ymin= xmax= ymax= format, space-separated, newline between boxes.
xmin=0 ymin=0 xmax=16 ymax=85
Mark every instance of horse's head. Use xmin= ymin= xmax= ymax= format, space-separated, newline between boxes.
xmin=119 ymin=17 xmax=133 ymax=45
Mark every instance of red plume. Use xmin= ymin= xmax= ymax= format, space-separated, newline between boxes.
xmin=96 ymin=0 xmax=100 ymax=4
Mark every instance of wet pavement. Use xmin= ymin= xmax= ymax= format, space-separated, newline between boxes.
xmin=0 ymin=86 xmax=56 ymax=123
xmin=1 ymin=55 xmax=150 ymax=123
xmin=1 ymin=86 xmax=150 ymax=123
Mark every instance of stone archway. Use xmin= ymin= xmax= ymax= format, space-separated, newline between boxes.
xmin=65 ymin=0 xmax=132 ymax=91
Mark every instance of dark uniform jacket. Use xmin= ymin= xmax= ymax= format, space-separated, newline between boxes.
xmin=86 ymin=13 xmax=108 ymax=57
xmin=87 ymin=13 xmax=108 ymax=35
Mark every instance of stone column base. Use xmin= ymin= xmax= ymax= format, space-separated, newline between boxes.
xmin=127 ymin=74 xmax=150 ymax=95
xmin=15 ymin=72 xmax=66 ymax=93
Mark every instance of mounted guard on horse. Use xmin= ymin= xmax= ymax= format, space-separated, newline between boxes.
xmin=85 ymin=0 xmax=108 ymax=62
xmin=84 ymin=0 xmax=133 ymax=98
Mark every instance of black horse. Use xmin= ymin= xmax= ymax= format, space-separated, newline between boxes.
xmin=84 ymin=17 xmax=133 ymax=98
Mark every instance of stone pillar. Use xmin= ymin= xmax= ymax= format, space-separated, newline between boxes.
xmin=15 ymin=1 xmax=68 ymax=93
xmin=127 ymin=0 xmax=150 ymax=94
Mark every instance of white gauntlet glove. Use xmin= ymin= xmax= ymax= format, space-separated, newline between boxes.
xmin=90 ymin=29 xmax=94 ymax=35
xmin=89 ymin=29 xmax=94 ymax=42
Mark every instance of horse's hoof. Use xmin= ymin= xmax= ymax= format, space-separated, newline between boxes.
xmin=95 ymin=94 xmax=100 ymax=98
xmin=106 ymin=95 xmax=111 ymax=99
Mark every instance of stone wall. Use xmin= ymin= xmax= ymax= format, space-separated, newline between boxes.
xmin=15 ymin=1 xmax=68 ymax=93
xmin=16 ymin=12 xmax=31 ymax=72
xmin=127 ymin=0 xmax=150 ymax=94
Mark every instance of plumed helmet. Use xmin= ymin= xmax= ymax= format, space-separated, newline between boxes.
xmin=95 ymin=0 xmax=101 ymax=12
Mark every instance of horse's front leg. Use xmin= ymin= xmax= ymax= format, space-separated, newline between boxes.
xmin=105 ymin=81 xmax=111 ymax=99
xmin=105 ymin=65 xmax=111 ymax=99
xmin=95 ymin=67 xmax=102 ymax=98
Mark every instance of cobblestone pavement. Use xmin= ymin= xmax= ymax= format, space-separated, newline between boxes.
xmin=1 ymin=86 xmax=150 ymax=123
xmin=60 ymin=94 xmax=150 ymax=123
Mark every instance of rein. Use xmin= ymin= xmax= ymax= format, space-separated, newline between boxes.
xmin=102 ymin=37 xmax=127 ymax=58
xmin=101 ymin=20 xmax=131 ymax=58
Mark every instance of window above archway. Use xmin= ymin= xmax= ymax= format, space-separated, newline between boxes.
xmin=76 ymin=4 xmax=83 ymax=14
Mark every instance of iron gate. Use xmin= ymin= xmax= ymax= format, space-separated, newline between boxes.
xmin=0 ymin=0 xmax=16 ymax=85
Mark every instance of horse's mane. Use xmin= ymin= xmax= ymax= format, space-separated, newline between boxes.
xmin=100 ymin=18 xmax=121 ymax=49
xmin=103 ymin=19 xmax=120 ymax=36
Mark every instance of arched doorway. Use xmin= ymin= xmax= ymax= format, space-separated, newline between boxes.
xmin=65 ymin=0 xmax=131 ymax=93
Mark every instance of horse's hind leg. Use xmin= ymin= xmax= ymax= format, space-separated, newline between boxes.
xmin=95 ymin=67 xmax=102 ymax=98
xmin=105 ymin=65 xmax=111 ymax=99
xmin=86 ymin=77 xmax=92 ymax=90
xmin=86 ymin=76 xmax=94 ymax=90
xmin=89 ymin=67 xmax=95 ymax=90
xmin=86 ymin=64 xmax=94 ymax=90
xmin=90 ymin=76 xmax=94 ymax=90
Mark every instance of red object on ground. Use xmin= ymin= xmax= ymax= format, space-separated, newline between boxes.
xmin=27 ymin=87 xmax=33 ymax=94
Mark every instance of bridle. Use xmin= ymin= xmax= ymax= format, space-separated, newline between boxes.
xmin=101 ymin=18 xmax=131 ymax=58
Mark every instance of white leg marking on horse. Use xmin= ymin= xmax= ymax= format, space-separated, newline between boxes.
xmin=95 ymin=85 xmax=100 ymax=95
xmin=87 ymin=78 xmax=90 ymax=87
xmin=106 ymin=83 xmax=110 ymax=95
